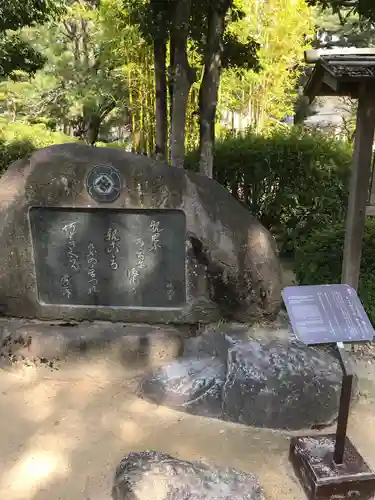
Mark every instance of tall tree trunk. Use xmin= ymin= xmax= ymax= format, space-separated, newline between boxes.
xmin=139 ymin=86 xmax=146 ymax=153
xmin=128 ymin=69 xmax=137 ymax=151
xmin=198 ymin=3 xmax=228 ymax=178
xmin=170 ymin=0 xmax=195 ymax=168
xmin=85 ymin=114 xmax=101 ymax=145
xmin=83 ymin=100 xmax=116 ymax=145
xmin=168 ymin=30 xmax=176 ymax=159
xmin=154 ymin=39 xmax=168 ymax=160
xmin=146 ymin=69 xmax=155 ymax=155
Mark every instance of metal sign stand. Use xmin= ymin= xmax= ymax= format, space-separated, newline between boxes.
xmin=283 ymin=285 xmax=375 ymax=500
xmin=333 ymin=342 xmax=353 ymax=466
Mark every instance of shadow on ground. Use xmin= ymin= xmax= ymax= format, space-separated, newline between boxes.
xmin=0 ymin=347 xmax=375 ymax=500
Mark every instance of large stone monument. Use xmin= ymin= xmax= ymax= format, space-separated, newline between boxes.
xmin=0 ymin=144 xmax=360 ymax=445
xmin=0 ymin=143 xmax=281 ymax=324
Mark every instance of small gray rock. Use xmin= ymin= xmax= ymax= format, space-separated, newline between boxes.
xmin=140 ymin=357 xmax=226 ymax=418
xmin=112 ymin=451 xmax=265 ymax=500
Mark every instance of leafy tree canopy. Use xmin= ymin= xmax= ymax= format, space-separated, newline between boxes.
xmin=307 ymin=0 xmax=375 ymax=23
xmin=0 ymin=0 xmax=65 ymax=78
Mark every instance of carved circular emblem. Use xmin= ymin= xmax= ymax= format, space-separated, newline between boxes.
xmin=86 ymin=165 xmax=122 ymax=203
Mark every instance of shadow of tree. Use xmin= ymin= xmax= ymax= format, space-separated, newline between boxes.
xmin=0 ymin=350 xmax=312 ymax=500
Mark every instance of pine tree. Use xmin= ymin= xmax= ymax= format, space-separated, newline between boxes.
xmin=0 ymin=0 xmax=64 ymax=78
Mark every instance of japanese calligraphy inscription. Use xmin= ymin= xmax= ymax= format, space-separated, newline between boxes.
xmin=29 ymin=207 xmax=186 ymax=308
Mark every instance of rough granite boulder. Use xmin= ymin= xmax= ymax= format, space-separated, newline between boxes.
xmin=140 ymin=357 xmax=226 ymax=418
xmin=140 ymin=322 xmax=350 ymax=430
xmin=112 ymin=451 xmax=265 ymax=500
xmin=0 ymin=143 xmax=281 ymax=323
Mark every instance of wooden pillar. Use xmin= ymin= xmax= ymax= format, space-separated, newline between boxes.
xmin=368 ymin=151 xmax=375 ymax=207
xmin=341 ymin=84 xmax=375 ymax=290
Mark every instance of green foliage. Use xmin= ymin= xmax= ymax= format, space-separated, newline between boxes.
xmin=0 ymin=0 xmax=64 ymax=78
xmin=219 ymin=0 xmax=314 ymax=134
xmin=0 ymin=0 xmax=131 ymax=143
xmin=294 ymin=218 xmax=375 ymax=325
xmin=188 ymin=0 xmax=260 ymax=71
xmin=0 ymin=0 xmax=64 ymax=32
xmin=122 ymin=0 xmax=175 ymax=44
xmin=0 ymin=120 xmax=77 ymax=174
xmin=185 ymin=128 xmax=352 ymax=255
xmin=0 ymin=35 xmax=47 ymax=78
xmin=314 ymin=8 xmax=375 ymax=48
xmin=0 ymin=0 xmax=315 ymax=149
xmin=220 ymin=33 xmax=260 ymax=71
xmin=96 ymin=139 xmax=131 ymax=149
xmin=307 ymin=0 xmax=375 ymax=23
xmin=100 ymin=0 xmax=156 ymax=152
xmin=127 ymin=0 xmax=260 ymax=70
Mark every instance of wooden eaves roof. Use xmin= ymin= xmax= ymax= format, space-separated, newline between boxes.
xmin=304 ymin=50 xmax=375 ymax=102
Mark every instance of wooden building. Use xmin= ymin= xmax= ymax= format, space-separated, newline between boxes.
xmin=303 ymin=48 xmax=375 ymax=290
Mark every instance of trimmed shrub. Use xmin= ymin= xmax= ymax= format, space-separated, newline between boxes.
xmin=96 ymin=139 xmax=131 ymax=150
xmin=185 ymin=128 xmax=352 ymax=255
xmin=0 ymin=121 xmax=77 ymax=174
xmin=294 ymin=218 xmax=375 ymax=325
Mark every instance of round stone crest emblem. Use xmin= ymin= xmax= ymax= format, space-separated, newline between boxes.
xmin=86 ymin=165 xmax=122 ymax=203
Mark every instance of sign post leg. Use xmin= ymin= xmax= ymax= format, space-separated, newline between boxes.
xmin=282 ymin=284 xmax=375 ymax=498
xmin=333 ymin=342 xmax=353 ymax=464
xmin=289 ymin=342 xmax=375 ymax=499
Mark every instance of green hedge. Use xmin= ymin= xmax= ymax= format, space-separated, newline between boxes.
xmin=0 ymin=123 xmax=354 ymax=259
xmin=0 ymin=121 xmax=77 ymax=174
xmin=185 ymin=128 xmax=352 ymax=255
xmin=96 ymin=140 xmax=130 ymax=150
xmin=294 ymin=219 xmax=375 ymax=325
xmin=0 ymin=121 xmax=132 ymax=176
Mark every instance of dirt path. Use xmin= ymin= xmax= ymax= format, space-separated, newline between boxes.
xmin=0 ymin=352 xmax=375 ymax=500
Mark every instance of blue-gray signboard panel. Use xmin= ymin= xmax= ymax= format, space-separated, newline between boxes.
xmin=282 ymin=284 xmax=375 ymax=345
